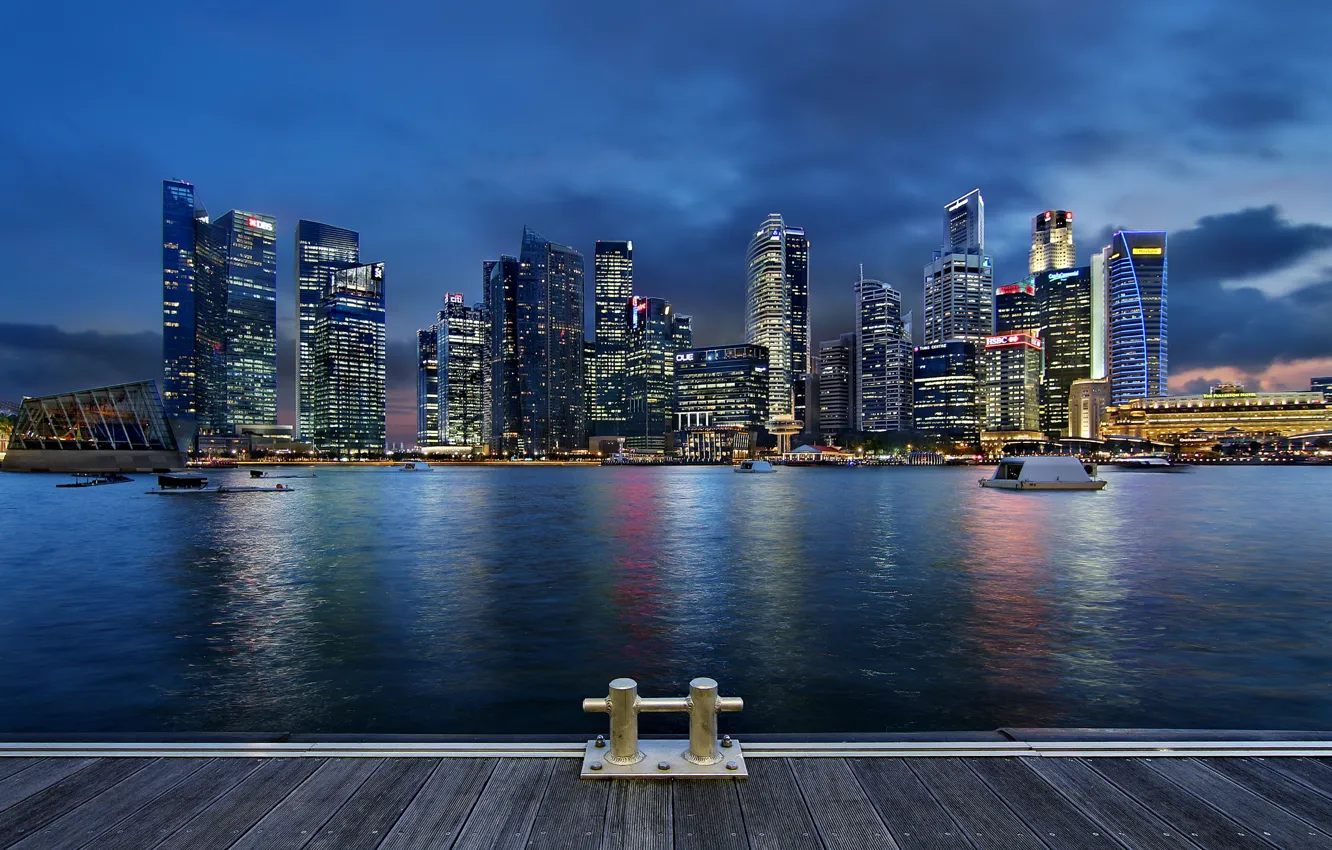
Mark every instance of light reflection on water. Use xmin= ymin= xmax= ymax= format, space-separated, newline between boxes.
xmin=1 ymin=464 xmax=1330 ymax=734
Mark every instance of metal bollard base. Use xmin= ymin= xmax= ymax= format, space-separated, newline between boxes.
xmin=581 ymin=739 xmax=747 ymax=779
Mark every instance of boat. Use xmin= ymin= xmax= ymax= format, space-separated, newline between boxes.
xmin=249 ymin=469 xmax=317 ymax=479
xmin=734 ymin=460 xmax=775 ymax=473
xmin=979 ymin=456 xmax=1106 ymax=490
xmin=399 ymin=462 xmax=432 ymax=471
xmin=56 ymin=473 xmax=132 ymax=488
xmin=147 ymin=473 xmax=296 ymax=495
xmin=1116 ymin=455 xmax=1190 ymax=472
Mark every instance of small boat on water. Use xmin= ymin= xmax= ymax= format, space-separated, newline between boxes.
xmin=147 ymin=474 xmax=295 ymax=495
xmin=56 ymin=473 xmax=132 ymax=488
xmin=249 ymin=469 xmax=317 ymax=479
xmin=734 ymin=459 xmax=775 ymax=473
xmin=399 ymin=462 xmax=432 ymax=471
xmin=1116 ymin=455 xmax=1190 ymax=472
xmin=979 ymin=456 xmax=1106 ymax=490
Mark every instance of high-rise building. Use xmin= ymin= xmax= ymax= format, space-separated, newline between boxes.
xmin=1037 ymin=266 xmax=1093 ymax=436
xmin=745 ymin=214 xmax=804 ymax=420
xmin=622 ymin=297 xmax=692 ymax=451
xmin=913 ymin=341 xmax=980 ymax=446
xmin=591 ymin=241 xmax=633 ymax=436
xmin=1029 ymin=210 xmax=1076 ymax=274
xmin=855 ymin=279 xmax=913 ymax=432
xmin=311 ymin=263 xmax=386 ymax=455
xmin=295 ymin=221 xmax=360 ymax=441
xmin=925 ymin=191 xmax=992 ymax=346
xmin=1313 ymin=377 xmax=1332 ymax=401
xmin=981 ymin=333 xmax=1044 ymax=435
xmin=674 ymin=344 xmax=770 ymax=430
xmin=161 ymin=179 xmax=207 ymax=420
xmin=994 ymin=281 xmax=1039 ymax=334
xmin=1090 ymin=245 xmax=1111 ymax=380
xmin=417 ymin=321 xmax=442 ymax=448
xmin=516 ymin=227 xmax=585 ymax=457
xmin=485 ymin=256 xmax=522 ymax=456
xmin=438 ymin=295 xmax=486 ymax=446
xmin=817 ymin=333 xmax=857 ymax=438
xmin=785 ymin=227 xmax=811 ymax=427
xmin=1108 ymin=231 xmax=1168 ymax=405
xmin=194 ymin=210 xmax=278 ymax=435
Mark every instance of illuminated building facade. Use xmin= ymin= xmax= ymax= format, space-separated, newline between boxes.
xmin=590 ymin=240 xmax=633 ymax=436
xmin=1101 ymin=384 xmax=1332 ymax=444
xmin=1029 ymin=210 xmax=1076 ymax=274
xmin=1090 ymin=245 xmax=1111 ymax=380
xmin=674 ymin=344 xmax=770 ymax=430
xmin=855 ymin=279 xmax=912 ymax=432
xmin=516 ymin=227 xmax=585 ymax=457
xmin=1038 ymin=266 xmax=1093 ymax=436
xmin=295 ymin=221 xmax=359 ymax=441
xmin=1313 ymin=377 xmax=1332 ymax=401
xmin=913 ymin=341 xmax=980 ymax=445
xmin=926 ymin=190 xmax=992 ymax=347
xmin=745 ymin=214 xmax=805 ymax=419
xmin=981 ymin=333 xmax=1043 ymax=434
xmin=817 ymin=333 xmax=857 ymax=438
xmin=161 ymin=179 xmax=208 ymax=420
xmin=194 ymin=210 xmax=278 ymax=435
xmin=312 ymin=263 xmax=386 ymax=454
xmin=1068 ymin=378 xmax=1111 ymax=439
xmin=994 ymin=281 xmax=1038 ymax=334
xmin=1108 ymin=231 xmax=1168 ymax=405
xmin=623 ymin=297 xmax=692 ymax=451
xmin=417 ymin=321 xmax=442 ymax=447
xmin=438 ymin=294 xmax=486 ymax=446
xmin=485 ymin=256 xmax=522 ymax=455
xmin=785 ymin=227 xmax=810 ymax=428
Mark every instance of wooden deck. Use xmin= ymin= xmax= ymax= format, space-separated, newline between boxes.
xmin=3 ymin=741 xmax=1332 ymax=848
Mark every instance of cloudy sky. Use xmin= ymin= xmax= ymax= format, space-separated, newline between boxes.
xmin=2 ymin=0 xmax=1330 ymax=441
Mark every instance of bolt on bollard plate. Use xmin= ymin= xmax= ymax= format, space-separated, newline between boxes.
xmin=581 ymin=738 xmax=747 ymax=778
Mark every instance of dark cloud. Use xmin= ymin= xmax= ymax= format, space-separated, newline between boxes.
xmin=1171 ymin=207 xmax=1332 ymax=285
xmin=0 ymin=325 xmax=159 ymax=401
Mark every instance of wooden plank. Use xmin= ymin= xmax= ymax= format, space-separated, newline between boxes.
xmin=0 ymin=758 xmax=152 ymax=848
xmin=673 ymin=778 xmax=747 ymax=850
xmin=736 ymin=759 xmax=821 ymax=850
xmin=451 ymin=758 xmax=553 ymax=850
xmin=1206 ymin=758 xmax=1332 ymax=829
xmin=1260 ymin=758 xmax=1332 ymax=797
xmin=524 ymin=760 xmax=609 ymax=850
xmin=789 ymin=758 xmax=898 ymax=849
xmin=1144 ymin=758 xmax=1329 ymax=849
xmin=907 ymin=758 xmax=1048 ymax=850
xmin=228 ymin=758 xmax=380 ymax=850
xmin=378 ymin=759 xmax=496 ymax=850
xmin=602 ymin=780 xmax=671 ymax=850
xmin=1087 ymin=758 xmax=1270 ymax=849
xmin=152 ymin=758 xmax=324 ymax=850
xmin=965 ymin=758 xmax=1123 ymax=850
xmin=81 ymin=759 xmax=264 ymax=850
xmin=306 ymin=759 xmax=437 ymax=850
xmin=8 ymin=758 xmax=203 ymax=850
xmin=1023 ymin=757 xmax=1204 ymax=850
xmin=0 ymin=763 xmax=40 ymax=785
xmin=850 ymin=758 xmax=976 ymax=850
xmin=0 ymin=759 xmax=94 ymax=811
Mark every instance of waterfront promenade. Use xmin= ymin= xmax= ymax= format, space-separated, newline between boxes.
xmin=2 ymin=731 xmax=1332 ymax=848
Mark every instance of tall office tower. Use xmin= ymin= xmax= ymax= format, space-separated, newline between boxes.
xmin=438 ymin=294 xmax=487 ymax=445
xmin=516 ymin=227 xmax=585 ymax=457
xmin=1089 ymin=245 xmax=1111 ymax=381
xmin=485 ymin=256 xmax=522 ymax=456
xmin=193 ymin=210 xmax=278 ymax=435
xmin=855 ymin=278 xmax=913 ymax=432
xmin=981 ymin=333 xmax=1044 ymax=435
xmin=1037 ymin=267 xmax=1093 ymax=436
xmin=162 ymin=180 xmax=208 ymax=420
xmin=745 ymin=214 xmax=798 ymax=419
xmin=817 ymin=333 xmax=857 ymax=437
xmin=785 ymin=227 xmax=811 ymax=427
xmin=591 ymin=241 xmax=633 ymax=436
xmin=674 ymin=344 xmax=770 ymax=429
xmin=295 ymin=221 xmax=360 ymax=441
xmin=925 ymin=191 xmax=993 ymax=345
xmin=1108 ymin=231 xmax=1168 ymax=405
xmin=311 ymin=263 xmax=386 ymax=455
xmin=1029 ymin=210 xmax=1076 ymax=274
xmin=994 ymin=280 xmax=1039 ymax=334
xmin=622 ymin=297 xmax=692 ymax=451
xmin=912 ymin=341 xmax=981 ymax=446
xmin=417 ymin=321 xmax=442 ymax=448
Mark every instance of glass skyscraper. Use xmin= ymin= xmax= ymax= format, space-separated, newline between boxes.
xmin=516 ymin=227 xmax=585 ymax=457
xmin=591 ymin=241 xmax=633 ymax=436
xmin=1038 ymin=266 xmax=1093 ymax=435
xmin=785 ymin=227 xmax=810 ymax=428
xmin=161 ymin=180 xmax=208 ymax=420
xmin=925 ymin=191 xmax=992 ymax=345
xmin=981 ymin=333 xmax=1044 ymax=434
xmin=438 ymin=295 xmax=486 ymax=446
xmin=745 ymin=214 xmax=806 ymax=420
xmin=994 ymin=280 xmax=1039 ymax=334
xmin=417 ymin=322 xmax=441 ymax=448
xmin=622 ymin=297 xmax=692 ymax=451
xmin=817 ymin=333 xmax=857 ymax=438
xmin=1108 ymin=231 xmax=1168 ymax=405
xmin=913 ymin=341 xmax=981 ymax=445
xmin=485 ymin=256 xmax=522 ymax=456
xmin=674 ymin=344 xmax=770 ymax=429
xmin=855 ymin=279 xmax=912 ymax=432
xmin=296 ymin=221 xmax=360 ymax=441
xmin=312 ymin=263 xmax=386 ymax=455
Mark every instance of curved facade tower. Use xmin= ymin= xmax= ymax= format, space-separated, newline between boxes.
xmin=1108 ymin=231 xmax=1168 ymax=405
xmin=745 ymin=214 xmax=793 ymax=418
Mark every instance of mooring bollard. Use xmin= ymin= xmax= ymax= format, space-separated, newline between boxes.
xmin=581 ymin=676 xmax=745 ymax=778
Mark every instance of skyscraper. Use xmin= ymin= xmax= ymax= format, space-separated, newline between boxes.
xmin=913 ymin=341 xmax=981 ymax=446
xmin=1029 ymin=210 xmax=1076 ymax=274
xmin=311 ymin=263 xmax=385 ymax=455
xmin=417 ymin=322 xmax=441 ymax=448
xmin=516 ymin=227 xmax=585 ymax=457
xmin=623 ymin=297 xmax=692 ymax=451
xmin=485 ymin=256 xmax=522 ymax=456
xmin=785 ymin=227 xmax=810 ymax=427
xmin=981 ymin=333 xmax=1044 ymax=436
xmin=855 ymin=279 xmax=913 ymax=432
xmin=438 ymin=294 xmax=486 ymax=446
xmin=591 ymin=241 xmax=633 ymax=436
xmin=296 ymin=221 xmax=360 ymax=441
xmin=817 ymin=333 xmax=858 ymax=438
xmin=994 ymin=280 xmax=1039 ymax=335
xmin=674 ymin=344 xmax=770 ymax=429
xmin=1038 ymin=267 xmax=1093 ymax=435
xmin=161 ymin=180 xmax=208 ymax=420
xmin=944 ymin=189 xmax=984 ymax=254
xmin=745 ymin=214 xmax=805 ymax=420
xmin=1090 ymin=245 xmax=1111 ymax=381
xmin=1108 ymin=231 xmax=1168 ymax=405
xmin=925 ymin=191 xmax=993 ymax=345
xmin=194 ymin=210 xmax=278 ymax=435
